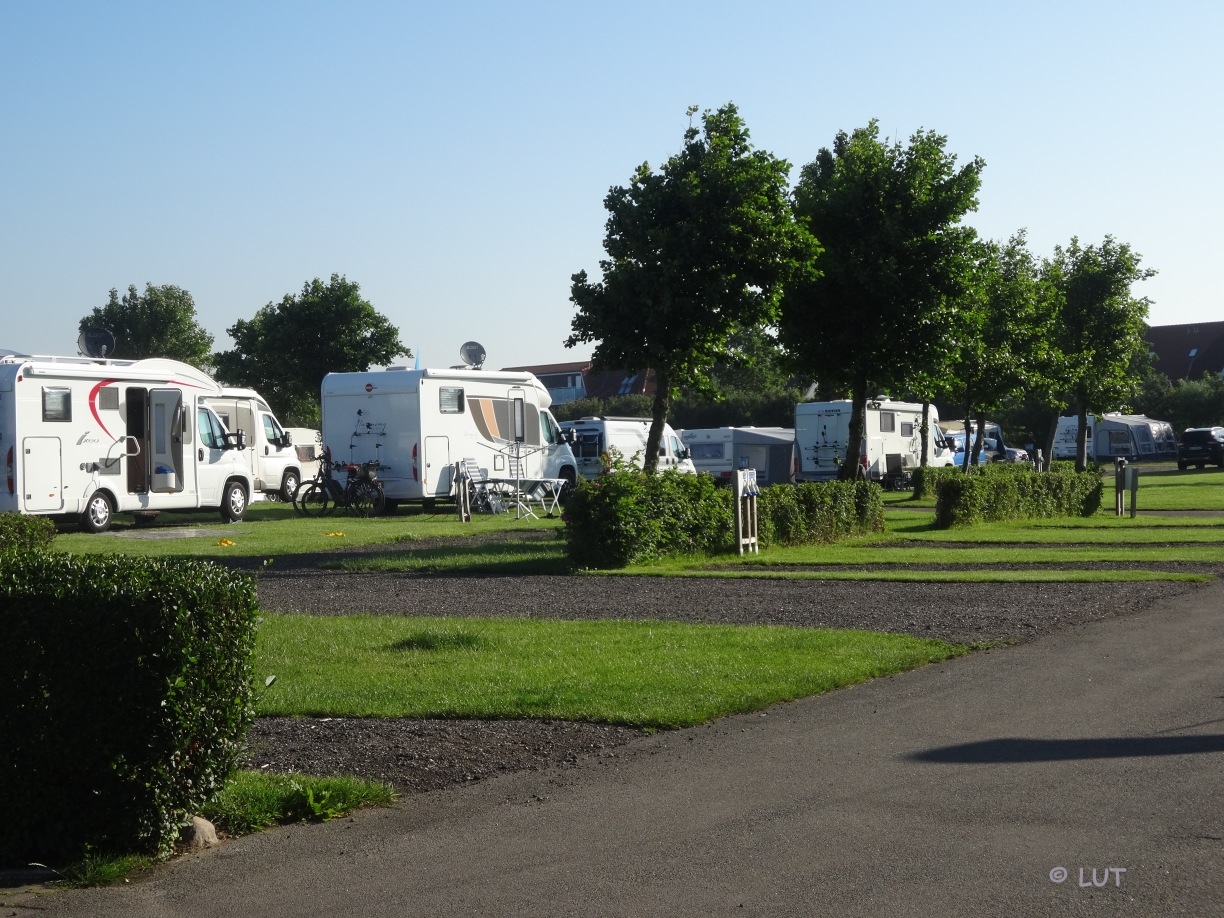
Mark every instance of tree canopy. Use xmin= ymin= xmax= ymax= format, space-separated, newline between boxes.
xmin=1043 ymin=236 xmax=1154 ymax=470
xmin=78 ymin=283 xmax=214 ymax=368
xmin=567 ymin=103 xmax=819 ymax=471
xmin=213 ymin=274 xmax=407 ymax=425
xmin=779 ymin=121 xmax=984 ymax=477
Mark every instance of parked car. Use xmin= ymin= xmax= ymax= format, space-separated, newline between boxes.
xmin=1176 ymin=427 xmax=1224 ymax=470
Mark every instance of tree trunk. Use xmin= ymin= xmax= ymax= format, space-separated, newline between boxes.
xmin=1076 ymin=401 xmax=1089 ymax=473
xmin=975 ymin=410 xmax=988 ymax=465
xmin=961 ymin=399 xmax=973 ymax=472
xmin=1043 ymin=414 xmax=1059 ymax=471
xmin=841 ymin=372 xmax=868 ymax=481
xmin=920 ymin=401 xmax=931 ymax=467
xmin=644 ymin=368 xmax=670 ymax=475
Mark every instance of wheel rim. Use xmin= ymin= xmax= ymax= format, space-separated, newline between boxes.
xmin=228 ymin=485 xmax=247 ymax=518
xmin=283 ymin=472 xmax=299 ymax=501
xmin=88 ymin=495 xmax=110 ymax=529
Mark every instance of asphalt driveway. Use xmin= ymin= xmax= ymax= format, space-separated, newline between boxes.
xmin=15 ymin=581 xmax=1224 ymax=917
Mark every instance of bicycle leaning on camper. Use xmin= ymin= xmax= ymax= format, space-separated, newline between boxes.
xmin=292 ymin=447 xmax=386 ymax=517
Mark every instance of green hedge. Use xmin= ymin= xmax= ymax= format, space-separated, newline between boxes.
xmin=563 ymin=473 xmax=884 ymax=568
xmin=756 ymin=480 xmax=884 ymax=546
xmin=563 ymin=469 xmax=734 ymax=568
xmin=0 ymin=512 xmax=56 ymax=553
xmin=0 ymin=553 xmax=260 ymax=866
xmin=934 ymin=467 xmax=1103 ymax=528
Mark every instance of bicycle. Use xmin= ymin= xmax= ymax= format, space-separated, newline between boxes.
xmin=294 ymin=448 xmax=386 ymax=517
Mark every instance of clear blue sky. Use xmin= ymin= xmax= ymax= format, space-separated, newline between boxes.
xmin=2 ymin=1 xmax=1219 ymax=369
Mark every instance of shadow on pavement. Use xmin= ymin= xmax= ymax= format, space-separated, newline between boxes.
xmin=909 ymin=734 xmax=1224 ymax=763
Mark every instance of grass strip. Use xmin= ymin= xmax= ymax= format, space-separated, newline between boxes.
xmin=203 ymin=771 xmax=396 ymax=835
xmin=255 ymin=614 xmax=965 ymax=729
xmin=606 ymin=568 xmax=1209 ymax=584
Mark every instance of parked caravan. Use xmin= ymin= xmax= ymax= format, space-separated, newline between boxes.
xmin=559 ymin=416 xmax=695 ymax=480
xmin=678 ymin=427 xmax=796 ymax=484
xmin=1052 ymin=413 xmax=1174 ymax=462
xmin=0 ymin=354 xmax=255 ymax=532
xmin=203 ymin=387 xmax=314 ymax=501
xmin=794 ymin=398 xmax=955 ymax=483
xmin=320 ymin=367 xmax=578 ymax=505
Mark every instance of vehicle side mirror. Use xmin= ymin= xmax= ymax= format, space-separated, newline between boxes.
xmin=226 ymin=430 xmax=247 ymax=450
xmin=281 ymin=431 xmax=293 ymax=447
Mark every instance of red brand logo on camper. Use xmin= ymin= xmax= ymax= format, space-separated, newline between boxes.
xmin=365 ymin=383 xmax=375 ymax=393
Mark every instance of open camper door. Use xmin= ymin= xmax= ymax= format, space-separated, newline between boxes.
xmin=148 ymin=388 xmax=185 ymax=493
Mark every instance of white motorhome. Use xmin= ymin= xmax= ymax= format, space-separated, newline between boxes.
xmin=321 ymin=367 xmax=578 ymax=505
xmin=203 ymin=387 xmax=314 ymax=501
xmin=1052 ymin=413 xmax=1174 ymax=462
xmin=0 ymin=354 xmax=255 ymax=532
xmin=679 ymin=427 xmax=796 ymax=485
xmin=794 ymin=398 xmax=955 ymax=483
xmin=559 ymin=416 xmax=695 ymax=480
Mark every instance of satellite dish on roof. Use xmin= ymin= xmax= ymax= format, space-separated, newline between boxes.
xmin=78 ymin=328 xmax=116 ymax=359
xmin=459 ymin=341 xmax=486 ymax=369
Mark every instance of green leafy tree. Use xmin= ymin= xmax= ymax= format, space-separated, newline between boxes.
xmin=779 ymin=121 xmax=984 ymax=478
xmin=1044 ymin=237 xmax=1154 ymax=471
xmin=944 ymin=232 xmax=1054 ymax=467
xmin=567 ymin=103 xmax=820 ymax=472
xmin=213 ymin=274 xmax=407 ymax=426
xmin=78 ymin=284 xmax=214 ymax=368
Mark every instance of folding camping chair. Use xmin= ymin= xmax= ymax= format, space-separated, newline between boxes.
xmin=461 ymin=458 xmax=504 ymax=515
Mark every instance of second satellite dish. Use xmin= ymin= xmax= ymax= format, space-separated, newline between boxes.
xmin=459 ymin=341 xmax=486 ymax=369
xmin=78 ymin=328 xmax=117 ymax=359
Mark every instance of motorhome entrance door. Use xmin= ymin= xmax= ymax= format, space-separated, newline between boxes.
xmin=148 ymin=389 xmax=184 ymax=493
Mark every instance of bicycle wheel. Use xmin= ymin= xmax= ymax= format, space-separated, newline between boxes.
xmin=348 ymin=480 xmax=384 ymax=517
xmin=297 ymin=481 xmax=336 ymax=517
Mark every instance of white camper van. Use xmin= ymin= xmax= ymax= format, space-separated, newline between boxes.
xmin=794 ymin=398 xmax=955 ymax=483
xmin=0 ymin=354 xmax=255 ymax=532
xmin=321 ymin=367 xmax=578 ymax=505
xmin=559 ymin=416 xmax=695 ymax=480
xmin=203 ymin=387 xmax=313 ymax=501
xmin=679 ymin=427 xmax=796 ymax=485
xmin=1052 ymin=413 xmax=1173 ymax=462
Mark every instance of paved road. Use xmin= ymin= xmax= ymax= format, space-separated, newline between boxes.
xmin=14 ymin=582 xmax=1224 ymax=917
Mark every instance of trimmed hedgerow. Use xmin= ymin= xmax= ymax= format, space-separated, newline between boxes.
xmin=564 ymin=472 xmax=884 ymax=568
xmin=564 ymin=469 xmax=734 ymax=568
xmin=0 ymin=553 xmax=260 ymax=866
xmin=934 ymin=467 xmax=1103 ymax=528
xmin=0 ymin=512 xmax=56 ymax=553
xmin=756 ymin=480 xmax=884 ymax=546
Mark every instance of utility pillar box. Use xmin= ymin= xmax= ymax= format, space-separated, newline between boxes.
xmin=1114 ymin=459 xmax=1139 ymax=518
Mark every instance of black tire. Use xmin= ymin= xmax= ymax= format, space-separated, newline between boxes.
xmin=1178 ymin=461 xmax=1187 ymax=471
xmin=280 ymin=469 xmax=301 ymax=504
xmin=80 ymin=491 xmax=113 ymax=533
xmin=558 ymin=466 xmax=577 ymax=504
xmin=297 ymin=481 xmax=335 ymax=517
xmin=349 ymin=481 xmax=385 ymax=517
xmin=220 ymin=480 xmax=248 ymax=523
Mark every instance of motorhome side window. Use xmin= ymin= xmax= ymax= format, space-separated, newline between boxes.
xmin=262 ymin=414 xmax=284 ymax=442
xmin=879 ymin=412 xmax=895 ymax=433
xmin=900 ymin=421 xmax=914 ymax=437
xmin=439 ymin=388 xmax=464 ymax=414
xmin=540 ymin=412 xmax=561 ymax=444
xmin=690 ymin=443 xmax=724 ymax=460
xmin=42 ymin=387 xmax=71 ymax=422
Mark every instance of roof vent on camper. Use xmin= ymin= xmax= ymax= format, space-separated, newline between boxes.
xmin=459 ymin=341 xmax=486 ymax=370
xmin=78 ymin=328 xmax=116 ymax=359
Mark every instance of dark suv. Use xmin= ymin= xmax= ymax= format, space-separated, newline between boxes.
xmin=1176 ymin=427 xmax=1224 ymax=470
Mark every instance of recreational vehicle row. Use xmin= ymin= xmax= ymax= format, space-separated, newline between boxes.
xmin=1051 ymin=414 xmax=1176 ymax=463
xmin=559 ymin=416 xmax=695 ymax=479
xmin=321 ymin=367 xmax=578 ymax=505
xmin=678 ymin=427 xmax=796 ymax=485
xmin=0 ymin=355 xmax=256 ymax=532
xmin=794 ymin=399 xmax=955 ymax=483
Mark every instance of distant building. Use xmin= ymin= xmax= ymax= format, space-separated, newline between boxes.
xmin=1145 ymin=322 xmax=1224 ymax=381
xmin=502 ymin=361 xmax=656 ymax=405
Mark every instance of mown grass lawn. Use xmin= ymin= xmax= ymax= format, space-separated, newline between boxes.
xmin=256 ymin=614 xmax=967 ymax=729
